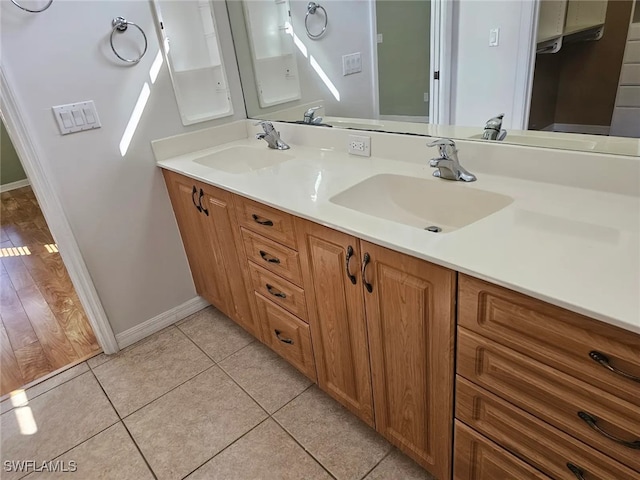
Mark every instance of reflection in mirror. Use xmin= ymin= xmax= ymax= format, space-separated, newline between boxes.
xmin=152 ymin=0 xmax=233 ymax=125
xmin=227 ymin=0 xmax=639 ymax=156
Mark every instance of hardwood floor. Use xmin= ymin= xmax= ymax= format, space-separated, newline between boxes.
xmin=0 ymin=186 xmax=100 ymax=396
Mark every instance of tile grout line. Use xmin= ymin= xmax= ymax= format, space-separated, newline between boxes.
xmin=178 ymin=417 xmax=272 ymax=479
xmin=178 ymin=325 xmax=339 ymax=480
xmin=356 ymin=447 xmax=394 ymax=480
xmin=0 ymin=363 xmax=89 ymax=414
xmin=118 ymin=363 xmax=218 ymax=420
xmin=89 ymin=367 xmax=159 ymax=480
xmin=119 ymin=419 xmax=159 ymax=480
xmin=6 ymin=371 xmax=121 ymax=476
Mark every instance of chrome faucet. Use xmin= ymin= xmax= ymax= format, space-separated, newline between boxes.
xmin=255 ymin=121 xmax=290 ymax=150
xmin=303 ymin=106 xmax=323 ymax=125
xmin=482 ymin=113 xmax=507 ymax=141
xmin=428 ymin=138 xmax=476 ymax=182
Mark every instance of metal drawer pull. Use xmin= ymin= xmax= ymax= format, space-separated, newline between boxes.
xmin=589 ymin=351 xmax=640 ymax=383
xmin=198 ymin=189 xmax=209 ymax=216
xmin=192 ymin=186 xmax=202 ymax=212
xmin=566 ymin=463 xmax=586 ymax=480
xmin=259 ymin=250 xmax=280 ymax=264
xmin=275 ymin=329 xmax=293 ymax=344
xmin=345 ymin=245 xmax=357 ymax=284
xmin=266 ymin=284 xmax=286 ymax=298
xmin=252 ymin=214 xmax=274 ymax=226
xmin=362 ymin=253 xmax=373 ymax=293
xmin=578 ymin=411 xmax=640 ymax=449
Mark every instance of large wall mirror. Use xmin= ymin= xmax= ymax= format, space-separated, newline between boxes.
xmin=226 ymin=0 xmax=639 ymax=156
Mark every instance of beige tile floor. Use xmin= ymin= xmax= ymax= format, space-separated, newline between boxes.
xmin=0 ymin=307 xmax=434 ymax=480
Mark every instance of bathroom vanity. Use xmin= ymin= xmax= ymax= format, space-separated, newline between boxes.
xmin=155 ymin=120 xmax=639 ymax=480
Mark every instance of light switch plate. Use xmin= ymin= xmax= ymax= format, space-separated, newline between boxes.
xmin=52 ymin=100 xmax=101 ymax=135
xmin=342 ymin=52 xmax=362 ymax=76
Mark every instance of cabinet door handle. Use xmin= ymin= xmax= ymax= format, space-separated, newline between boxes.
xmin=274 ymin=329 xmax=293 ymax=344
xmin=266 ymin=284 xmax=286 ymax=299
xmin=345 ymin=245 xmax=357 ymax=285
xmin=192 ymin=186 xmax=202 ymax=212
xmin=589 ymin=351 xmax=640 ymax=383
xmin=252 ymin=214 xmax=274 ymax=226
xmin=578 ymin=411 xmax=640 ymax=449
xmin=259 ymin=250 xmax=281 ymax=264
xmin=566 ymin=463 xmax=586 ymax=480
xmin=198 ymin=189 xmax=209 ymax=216
xmin=362 ymin=252 xmax=373 ymax=293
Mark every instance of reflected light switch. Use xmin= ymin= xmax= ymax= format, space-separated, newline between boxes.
xmin=489 ymin=28 xmax=500 ymax=47
xmin=59 ymin=112 xmax=73 ymax=129
xmin=71 ymin=110 xmax=84 ymax=126
xmin=52 ymin=100 xmax=101 ymax=135
xmin=83 ymin=107 xmax=96 ymax=124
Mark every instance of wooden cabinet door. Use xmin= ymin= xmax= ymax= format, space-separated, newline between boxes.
xmin=199 ymin=186 xmax=257 ymax=337
xmin=296 ymin=219 xmax=374 ymax=425
xmin=162 ymin=170 xmax=256 ymax=336
xmin=362 ymin=241 xmax=456 ymax=480
xmin=162 ymin=170 xmax=231 ymax=312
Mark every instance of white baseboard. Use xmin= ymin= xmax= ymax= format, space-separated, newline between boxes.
xmin=115 ymin=296 xmax=210 ymax=349
xmin=0 ymin=178 xmax=30 ymax=193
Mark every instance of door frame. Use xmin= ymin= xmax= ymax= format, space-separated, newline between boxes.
xmin=0 ymin=67 xmax=119 ymax=355
xmin=430 ymin=0 xmax=454 ymax=125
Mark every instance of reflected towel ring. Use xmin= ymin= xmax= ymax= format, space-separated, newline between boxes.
xmin=305 ymin=2 xmax=327 ymax=40
xmin=10 ymin=0 xmax=53 ymax=13
xmin=110 ymin=16 xmax=148 ymax=65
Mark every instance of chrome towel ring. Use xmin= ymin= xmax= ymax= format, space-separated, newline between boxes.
xmin=10 ymin=0 xmax=53 ymax=13
xmin=305 ymin=2 xmax=327 ymax=40
xmin=110 ymin=16 xmax=148 ymax=65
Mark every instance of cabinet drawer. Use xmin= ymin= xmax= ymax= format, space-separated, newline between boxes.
xmin=454 ymin=421 xmax=551 ymax=480
xmin=457 ymin=328 xmax=640 ymax=471
xmin=235 ymin=196 xmax=297 ymax=249
xmin=456 ymin=377 xmax=638 ymax=480
xmin=242 ymin=228 xmax=302 ymax=286
xmin=255 ymin=293 xmax=316 ymax=381
xmin=248 ymin=262 xmax=308 ymax=322
xmin=458 ymin=274 xmax=640 ymax=406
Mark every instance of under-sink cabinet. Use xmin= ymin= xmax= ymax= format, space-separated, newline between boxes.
xmin=161 ymin=170 xmax=257 ymax=337
xmin=162 ymin=169 xmax=455 ymax=479
xmin=161 ymin=169 xmax=640 ymax=480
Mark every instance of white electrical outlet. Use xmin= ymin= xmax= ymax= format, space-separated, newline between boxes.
xmin=348 ymin=134 xmax=371 ymax=157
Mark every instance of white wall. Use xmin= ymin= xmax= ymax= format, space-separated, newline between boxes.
xmin=289 ymin=0 xmax=376 ymax=118
xmin=231 ymin=0 xmax=376 ymax=120
xmin=450 ymin=0 xmax=536 ymax=130
xmin=0 ymin=0 xmax=246 ymax=336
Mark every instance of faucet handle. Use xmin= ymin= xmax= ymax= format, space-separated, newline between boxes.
xmin=305 ymin=106 xmax=322 ymax=115
xmin=427 ymin=138 xmax=456 ymax=158
xmin=254 ymin=120 xmax=275 ymax=132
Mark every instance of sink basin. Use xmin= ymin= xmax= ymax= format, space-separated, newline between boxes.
xmin=193 ymin=145 xmax=294 ymax=174
xmin=330 ymin=174 xmax=513 ymax=232
xmin=470 ymin=133 xmax=597 ymax=151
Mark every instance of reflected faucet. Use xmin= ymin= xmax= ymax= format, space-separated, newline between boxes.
xmin=303 ymin=106 xmax=323 ymax=125
xmin=255 ymin=121 xmax=290 ymax=150
xmin=482 ymin=114 xmax=507 ymax=141
xmin=428 ymin=138 xmax=476 ymax=182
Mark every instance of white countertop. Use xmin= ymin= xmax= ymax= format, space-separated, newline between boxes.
xmin=155 ymin=124 xmax=640 ymax=335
